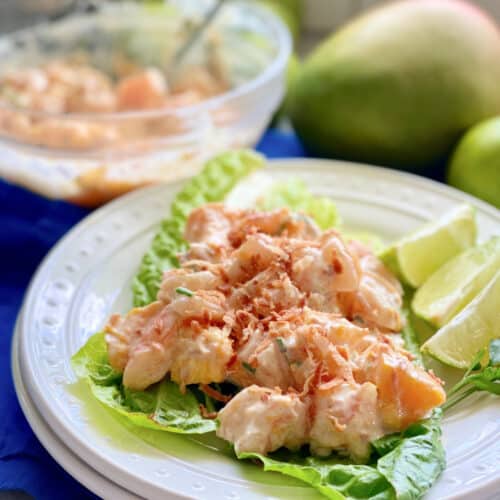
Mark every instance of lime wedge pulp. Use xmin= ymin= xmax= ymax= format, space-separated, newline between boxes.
xmin=379 ymin=204 xmax=476 ymax=287
xmin=412 ymin=236 xmax=500 ymax=328
xmin=421 ymin=270 xmax=500 ymax=369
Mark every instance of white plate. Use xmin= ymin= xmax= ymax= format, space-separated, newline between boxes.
xmin=11 ymin=313 xmax=140 ymax=500
xmin=15 ymin=159 xmax=500 ymax=500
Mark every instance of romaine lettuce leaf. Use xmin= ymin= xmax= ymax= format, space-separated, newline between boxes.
xmin=373 ymin=411 xmax=445 ymax=500
xmin=72 ymin=332 xmax=217 ymax=434
xmin=256 ymin=179 xmax=386 ymax=253
xmin=239 ymin=411 xmax=444 ymax=500
xmin=239 ymin=450 xmax=395 ymax=500
xmin=401 ymin=308 xmax=424 ymax=366
xmin=132 ymin=150 xmax=265 ymax=306
xmin=257 ymin=178 xmax=340 ymax=229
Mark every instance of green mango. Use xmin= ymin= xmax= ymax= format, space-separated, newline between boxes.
xmin=290 ymin=0 xmax=500 ymax=172
xmin=447 ymin=116 xmax=500 ymax=208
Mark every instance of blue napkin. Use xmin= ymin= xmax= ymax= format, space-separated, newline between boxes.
xmin=0 ymin=130 xmax=305 ymax=500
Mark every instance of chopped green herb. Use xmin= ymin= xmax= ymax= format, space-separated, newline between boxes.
xmin=242 ymin=361 xmax=256 ymax=374
xmin=175 ymin=287 xmax=194 ymax=297
xmin=275 ymin=337 xmax=287 ymax=353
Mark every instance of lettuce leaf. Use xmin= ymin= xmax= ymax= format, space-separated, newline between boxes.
xmin=401 ymin=308 xmax=424 ymax=366
xmin=239 ymin=411 xmax=444 ymax=500
xmin=239 ymin=451 xmax=395 ymax=500
xmin=72 ymin=332 xmax=217 ymax=434
xmin=132 ymin=150 xmax=265 ymax=306
xmin=373 ymin=411 xmax=445 ymax=500
xmin=256 ymin=179 xmax=386 ymax=253
xmin=257 ymin=178 xmax=339 ymax=230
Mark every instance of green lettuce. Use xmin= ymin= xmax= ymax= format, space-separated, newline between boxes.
xmin=257 ymin=178 xmax=340 ymax=230
xmin=72 ymin=332 xmax=217 ymax=434
xmin=239 ymin=451 xmax=394 ymax=500
xmin=373 ymin=412 xmax=445 ymax=500
xmin=401 ymin=308 xmax=424 ymax=366
xmin=256 ymin=179 xmax=386 ymax=253
xmin=239 ymin=411 xmax=444 ymax=500
xmin=132 ymin=149 xmax=265 ymax=306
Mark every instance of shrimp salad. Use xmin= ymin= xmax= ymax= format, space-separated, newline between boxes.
xmin=106 ymin=203 xmax=444 ymax=460
xmin=72 ymin=152 xmax=448 ymax=500
xmin=0 ymin=59 xmax=227 ymax=150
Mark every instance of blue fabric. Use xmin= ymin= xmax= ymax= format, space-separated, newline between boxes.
xmin=0 ymin=130 xmax=304 ymax=499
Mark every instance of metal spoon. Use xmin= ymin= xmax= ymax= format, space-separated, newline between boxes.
xmin=167 ymin=0 xmax=227 ymax=85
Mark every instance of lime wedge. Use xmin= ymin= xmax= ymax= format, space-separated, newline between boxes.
xmin=379 ymin=204 xmax=476 ymax=287
xmin=412 ymin=237 xmax=500 ymax=327
xmin=421 ymin=270 xmax=500 ymax=368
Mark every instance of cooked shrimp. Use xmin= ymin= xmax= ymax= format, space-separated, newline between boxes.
xmin=230 ymin=308 xmax=365 ymax=392
xmin=184 ymin=204 xmax=237 ymax=247
xmin=158 ymin=268 xmax=222 ymax=303
xmin=338 ymin=254 xmax=403 ymax=331
xmin=228 ymin=208 xmax=321 ymax=247
xmin=116 ymin=68 xmax=167 ymax=110
xmin=309 ymin=381 xmax=383 ymax=461
xmin=106 ymin=290 xmax=229 ymax=390
xmin=165 ymin=290 xmax=226 ymax=323
xmin=170 ymin=325 xmax=233 ymax=389
xmin=0 ymin=59 xmax=227 ymax=151
xmin=105 ymin=301 xmax=164 ymax=372
xmin=2 ymin=68 xmax=48 ymax=92
xmin=229 ymin=326 xmax=295 ymax=391
xmin=217 ymin=385 xmax=308 ymax=455
xmin=291 ymin=231 xmax=361 ymax=299
xmin=123 ymin=340 xmax=172 ymax=390
xmin=228 ymin=266 xmax=304 ymax=317
xmin=226 ymin=233 xmax=288 ymax=284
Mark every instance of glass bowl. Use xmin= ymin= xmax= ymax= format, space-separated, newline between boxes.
xmin=0 ymin=0 xmax=291 ymax=205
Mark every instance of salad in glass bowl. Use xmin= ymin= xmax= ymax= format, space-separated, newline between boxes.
xmin=0 ymin=1 xmax=290 ymax=205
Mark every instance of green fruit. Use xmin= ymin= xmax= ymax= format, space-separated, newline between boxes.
xmin=421 ymin=270 xmax=500 ymax=369
xmin=290 ymin=0 xmax=500 ymax=171
xmin=271 ymin=53 xmax=301 ymax=125
xmin=447 ymin=116 xmax=500 ymax=208
xmin=412 ymin=237 xmax=500 ymax=328
xmin=379 ymin=204 xmax=476 ymax=287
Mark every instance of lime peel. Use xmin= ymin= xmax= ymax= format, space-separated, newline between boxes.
xmin=412 ymin=236 xmax=500 ymax=328
xmin=379 ymin=204 xmax=476 ymax=288
xmin=421 ymin=270 xmax=500 ymax=369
